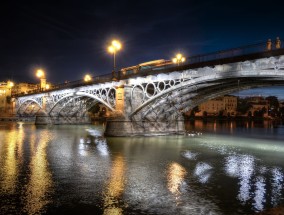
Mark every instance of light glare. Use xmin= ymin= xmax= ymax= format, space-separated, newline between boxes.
xmin=36 ymin=69 xmax=45 ymax=78
xmin=84 ymin=74 xmax=92 ymax=82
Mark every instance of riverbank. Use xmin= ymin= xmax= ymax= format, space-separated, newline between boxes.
xmin=185 ymin=115 xmax=284 ymax=121
xmin=0 ymin=116 xmax=35 ymax=122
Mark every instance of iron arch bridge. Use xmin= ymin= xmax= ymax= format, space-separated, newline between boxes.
xmin=16 ymin=84 xmax=117 ymax=124
xmin=15 ymin=50 xmax=284 ymax=135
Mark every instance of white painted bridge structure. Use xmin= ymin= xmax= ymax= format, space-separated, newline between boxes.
xmin=14 ymin=42 xmax=284 ymax=136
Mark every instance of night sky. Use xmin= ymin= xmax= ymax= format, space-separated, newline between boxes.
xmin=1 ymin=0 xmax=284 ymax=95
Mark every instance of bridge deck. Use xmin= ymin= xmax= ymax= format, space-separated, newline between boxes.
xmin=13 ymin=40 xmax=284 ymax=98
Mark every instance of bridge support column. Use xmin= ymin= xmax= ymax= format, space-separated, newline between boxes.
xmin=104 ymin=120 xmax=185 ymax=136
xmin=115 ymin=85 xmax=125 ymax=115
xmin=105 ymin=85 xmax=185 ymax=136
xmin=35 ymin=110 xmax=52 ymax=125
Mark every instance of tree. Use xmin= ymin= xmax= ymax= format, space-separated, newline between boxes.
xmin=265 ymin=96 xmax=279 ymax=109
xmin=266 ymin=96 xmax=279 ymax=117
xmin=237 ymin=98 xmax=252 ymax=114
xmin=89 ymin=103 xmax=100 ymax=115
xmin=191 ymin=106 xmax=200 ymax=116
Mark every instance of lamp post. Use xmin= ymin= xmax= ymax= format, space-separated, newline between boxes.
xmin=108 ymin=40 xmax=122 ymax=80
xmin=172 ymin=53 xmax=186 ymax=66
xmin=36 ymin=69 xmax=46 ymax=91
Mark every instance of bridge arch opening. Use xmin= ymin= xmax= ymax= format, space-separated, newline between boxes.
xmin=129 ymin=75 xmax=284 ymax=121
xmin=17 ymin=99 xmax=43 ymax=116
xmin=48 ymin=92 xmax=116 ymax=119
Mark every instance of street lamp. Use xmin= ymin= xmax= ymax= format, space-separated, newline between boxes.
xmin=36 ymin=69 xmax=46 ymax=91
xmin=108 ymin=40 xmax=122 ymax=80
xmin=84 ymin=74 xmax=92 ymax=82
xmin=172 ymin=53 xmax=186 ymax=66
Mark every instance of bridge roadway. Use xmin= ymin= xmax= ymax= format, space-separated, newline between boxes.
xmin=14 ymin=41 xmax=284 ymax=136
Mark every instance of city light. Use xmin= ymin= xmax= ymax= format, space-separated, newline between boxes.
xmin=112 ymin=40 xmax=122 ymax=50
xmin=172 ymin=53 xmax=186 ymax=65
xmin=108 ymin=40 xmax=122 ymax=54
xmin=36 ymin=69 xmax=45 ymax=78
xmin=84 ymin=74 xmax=92 ymax=82
xmin=7 ymin=81 xmax=14 ymax=88
xmin=36 ymin=69 xmax=46 ymax=91
xmin=45 ymin=84 xmax=50 ymax=90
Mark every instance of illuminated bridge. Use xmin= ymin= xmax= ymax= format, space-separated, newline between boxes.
xmin=14 ymin=40 xmax=284 ymax=136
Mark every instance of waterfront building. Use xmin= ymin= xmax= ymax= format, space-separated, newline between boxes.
xmin=0 ymin=82 xmax=13 ymax=116
xmin=0 ymin=81 xmax=44 ymax=116
xmin=196 ymin=95 xmax=237 ymax=117
xmin=247 ymin=96 xmax=270 ymax=117
xmin=12 ymin=82 xmax=38 ymax=95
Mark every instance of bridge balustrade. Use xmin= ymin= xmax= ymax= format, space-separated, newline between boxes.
xmin=12 ymin=39 xmax=283 ymax=97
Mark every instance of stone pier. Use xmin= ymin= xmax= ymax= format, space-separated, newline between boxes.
xmin=104 ymin=120 xmax=185 ymax=136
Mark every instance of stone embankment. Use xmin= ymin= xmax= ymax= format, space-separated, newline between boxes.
xmin=0 ymin=116 xmax=35 ymax=122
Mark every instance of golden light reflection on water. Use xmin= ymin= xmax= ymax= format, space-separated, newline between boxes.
xmin=167 ymin=162 xmax=187 ymax=198
xmin=23 ymin=130 xmax=53 ymax=215
xmin=103 ymin=156 xmax=126 ymax=215
xmin=0 ymin=125 xmax=24 ymax=194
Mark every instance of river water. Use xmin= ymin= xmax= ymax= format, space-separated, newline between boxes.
xmin=0 ymin=120 xmax=284 ymax=215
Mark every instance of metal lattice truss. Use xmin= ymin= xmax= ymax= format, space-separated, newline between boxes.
xmin=128 ymin=55 xmax=284 ymax=121
xmin=16 ymin=97 xmax=43 ymax=117
xmin=15 ymin=55 xmax=284 ymax=120
xmin=16 ymin=82 xmax=118 ymax=116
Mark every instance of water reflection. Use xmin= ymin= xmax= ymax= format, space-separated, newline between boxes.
xmin=0 ymin=122 xmax=284 ymax=215
xmin=85 ymin=128 xmax=109 ymax=156
xmin=0 ymin=126 xmax=24 ymax=194
xmin=253 ymin=176 xmax=266 ymax=211
xmin=271 ymin=167 xmax=284 ymax=207
xmin=185 ymin=120 xmax=284 ymax=140
xmin=222 ymin=150 xmax=284 ymax=211
xmin=167 ymin=162 xmax=187 ymax=203
xmin=181 ymin=150 xmax=199 ymax=160
xmin=194 ymin=162 xmax=213 ymax=184
xmin=103 ymin=155 xmax=126 ymax=215
xmin=23 ymin=130 xmax=53 ymax=215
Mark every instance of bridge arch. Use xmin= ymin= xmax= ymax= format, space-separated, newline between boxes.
xmin=48 ymin=91 xmax=115 ymax=117
xmin=16 ymin=99 xmax=43 ymax=116
xmin=129 ymin=72 xmax=284 ymax=120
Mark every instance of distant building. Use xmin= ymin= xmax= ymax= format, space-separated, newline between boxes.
xmin=196 ymin=95 xmax=237 ymax=116
xmin=12 ymin=82 xmax=38 ymax=95
xmin=0 ymin=82 xmax=13 ymax=116
xmin=247 ymin=96 xmax=269 ymax=117
xmin=0 ymin=81 xmax=42 ymax=116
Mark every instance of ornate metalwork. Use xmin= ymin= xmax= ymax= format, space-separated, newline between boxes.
xmin=16 ymin=82 xmax=117 ymax=117
xmin=15 ymin=55 xmax=284 ymax=122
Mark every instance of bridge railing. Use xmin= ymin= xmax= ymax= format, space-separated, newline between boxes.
xmin=119 ymin=40 xmax=282 ymax=78
xmin=12 ymin=73 xmax=114 ymax=97
xmin=186 ymin=42 xmax=268 ymax=64
xmin=50 ymin=73 xmax=113 ymax=90
xmin=13 ymin=39 xmax=283 ymax=97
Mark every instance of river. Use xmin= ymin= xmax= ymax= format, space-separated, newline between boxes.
xmin=0 ymin=120 xmax=284 ymax=214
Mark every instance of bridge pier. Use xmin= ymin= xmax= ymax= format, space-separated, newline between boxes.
xmin=34 ymin=110 xmax=51 ymax=125
xmin=35 ymin=110 xmax=91 ymax=125
xmin=104 ymin=120 xmax=185 ymax=136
